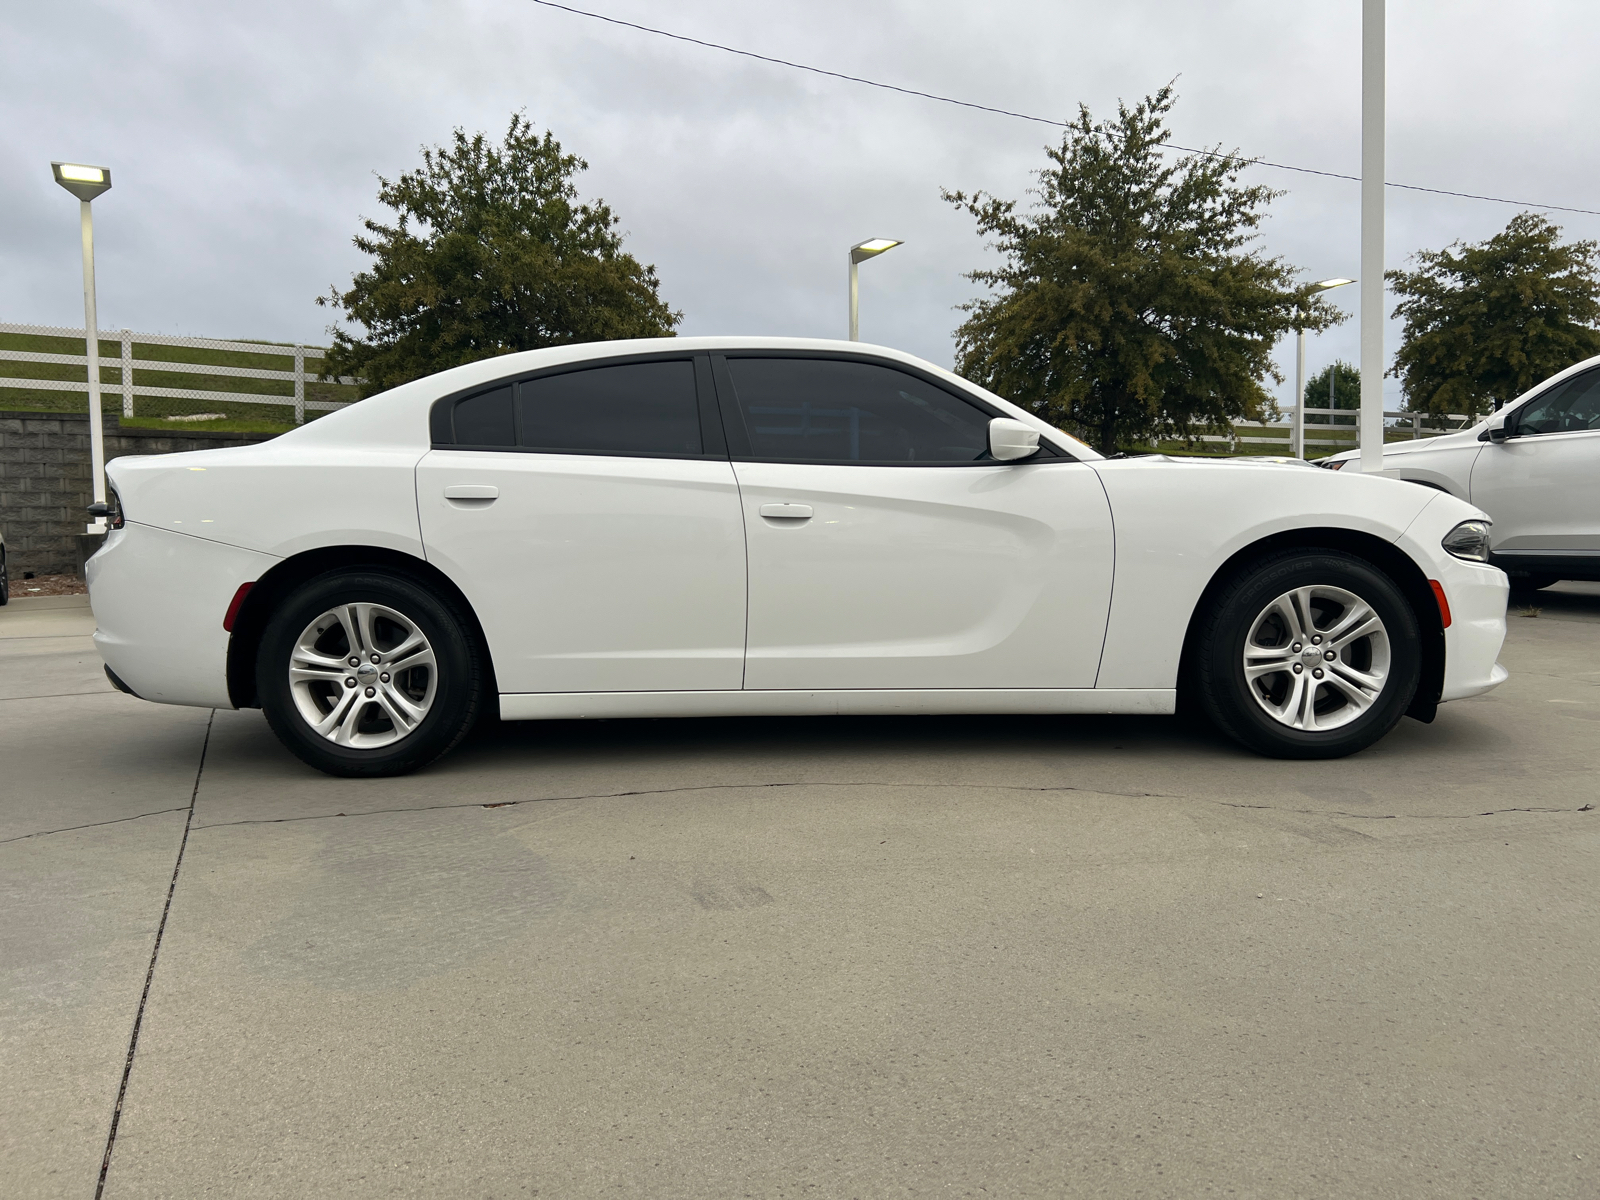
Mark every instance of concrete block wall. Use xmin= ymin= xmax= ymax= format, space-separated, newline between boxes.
xmin=0 ymin=410 xmax=278 ymax=577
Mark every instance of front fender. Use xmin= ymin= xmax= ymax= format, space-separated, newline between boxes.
xmin=1091 ymin=460 xmax=1440 ymax=690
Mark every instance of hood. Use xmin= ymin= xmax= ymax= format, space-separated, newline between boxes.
xmin=1322 ymin=424 xmax=1483 ymax=463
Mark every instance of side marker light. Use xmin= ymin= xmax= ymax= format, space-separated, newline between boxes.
xmin=223 ymin=582 xmax=255 ymax=632
xmin=1428 ymin=580 xmax=1452 ymax=629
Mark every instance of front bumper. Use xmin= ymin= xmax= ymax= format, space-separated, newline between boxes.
xmin=1395 ymin=500 xmax=1510 ymax=704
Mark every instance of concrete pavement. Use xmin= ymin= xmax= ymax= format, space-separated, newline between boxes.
xmin=3 ymin=587 xmax=1596 ymax=1197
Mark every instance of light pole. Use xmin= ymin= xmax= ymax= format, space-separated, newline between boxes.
xmin=1293 ymin=278 xmax=1356 ymax=459
xmin=52 ymin=161 xmax=113 ymax=534
xmin=848 ymin=238 xmax=901 ymax=341
xmin=1359 ymin=0 xmax=1386 ymax=473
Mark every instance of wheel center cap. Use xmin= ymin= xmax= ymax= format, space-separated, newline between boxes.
xmin=1302 ymin=647 xmax=1323 ymax=666
xmin=357 ymin=663 xmax=379 ymax=680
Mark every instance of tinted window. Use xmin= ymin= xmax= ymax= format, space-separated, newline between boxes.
xmin=453 ymin=385 xmax=514 ymax=446
xmin=725 ymin=358 xmax=992 ymax=463
xmin=517 ymin=361 xmax=701 ymax=456
xmin=1515 ymin=368 xmax=1600 ymax=436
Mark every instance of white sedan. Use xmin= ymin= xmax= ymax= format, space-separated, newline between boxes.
xmin=87 ymin=338 xmax=1509 ymax=776
xmin=1320 ymin=355 xmax=1600 ymax=589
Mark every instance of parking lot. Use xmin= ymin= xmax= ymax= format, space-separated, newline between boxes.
xmin=3 ymin=586 xmax=1596 ymax=1198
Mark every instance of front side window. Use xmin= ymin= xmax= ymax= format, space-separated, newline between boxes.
xmin=1514 ymin=368 xmax=1600 ymax=436
xmin=517 ymin=361 xmax=701 ymax=456
xmin=723 ymin=358 xmax=993 ymax=464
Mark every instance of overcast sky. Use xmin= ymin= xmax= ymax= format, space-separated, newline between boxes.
xmin=6 ymin=0 xmax=1600 ymax=408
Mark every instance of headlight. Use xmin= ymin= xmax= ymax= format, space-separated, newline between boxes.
xmin=1319 ymin=459 xmax=1346 ymax=470
xmin=1441 ymin=519 xmax=1492 ymax=562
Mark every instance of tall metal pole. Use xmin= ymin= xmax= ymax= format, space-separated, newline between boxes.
xmin=1359 ymin=0 xmax=1386 ymax=474
xmin=848 ymin=256 xmax=860 ymax=341
xmin=80 ymin=199 xmax=108 ymax=529
xmin=1293 ymin=327 xmax=1306 ymax=458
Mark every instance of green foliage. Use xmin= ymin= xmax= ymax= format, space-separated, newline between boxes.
xmin=943 ymin=86 xmax=1340 ymax=456
xmin=1387 ymin=213 xmax=1600 ymax=418
xmin=319 ymin=114 xmax=680 ymax=397
xmin=1305 ymin=359 xmax=1360 ymax=410
xmin=1305 ymin=359 xmax=1359 ymax=425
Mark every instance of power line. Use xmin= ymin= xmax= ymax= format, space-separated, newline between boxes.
xmin=526 ymin=0 xmax=1600 ymax=219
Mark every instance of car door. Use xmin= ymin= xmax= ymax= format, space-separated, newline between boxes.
xmin=1471 ymin=366 xmax=1600 ymax=559
xmin=712 ymin=354 xmax=1115 ymax=691
xmin=417 ymin=355 xmax=747 ymax=694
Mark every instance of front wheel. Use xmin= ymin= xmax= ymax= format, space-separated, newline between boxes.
xmin=257 ymin=570 xmax=484 ymax=777
xmin=1193 ymin=551 xmax=1421 ymax=759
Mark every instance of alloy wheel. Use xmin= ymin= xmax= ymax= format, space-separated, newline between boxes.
xmin=287 ymin=603 xmax=437 ymax=748
xmin=1241 ymin=585 xmax=1391 ymax=731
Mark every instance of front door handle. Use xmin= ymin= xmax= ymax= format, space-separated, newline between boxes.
xmin=759 ymin=503 xmax=813 ymax=520
xmin=444 ymin=484 xmax=499 ymax=501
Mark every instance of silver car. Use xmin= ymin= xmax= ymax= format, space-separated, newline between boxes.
xmin=1321 ymin=357 xmax=1600 ymax=589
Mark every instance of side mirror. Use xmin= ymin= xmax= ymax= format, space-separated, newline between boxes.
xmin=1487 ymin=423 xmax=1510 ymax=443
xmin=988 ymin=418 xmax=1040 ymax=462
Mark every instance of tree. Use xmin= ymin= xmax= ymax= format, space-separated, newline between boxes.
xmin=944 ymin=86 xmax=1339 ymax=456
xmin=1305 ymin=359 xmax=1359 ymax=426
xmin=1387 ymin=213 xmax=1600 ymax=418
xmin=320 ymin=115 xmax=680 ymax=397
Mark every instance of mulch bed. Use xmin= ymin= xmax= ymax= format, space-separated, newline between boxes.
xmin=10 ymin=574 xmax=88 ymax=597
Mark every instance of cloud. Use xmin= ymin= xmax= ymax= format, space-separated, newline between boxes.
xmin=5 ymin=0 xmax=1598 ymax=408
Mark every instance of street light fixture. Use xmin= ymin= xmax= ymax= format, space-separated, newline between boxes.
xmin=51 ymin=161 xmax=113 ymax=534
xmin=848 ymin=238 xmax=902 ymax=341
xmin=1293 ymin=277 xmax=1357 ymax=459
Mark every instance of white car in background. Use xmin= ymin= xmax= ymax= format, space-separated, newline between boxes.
xmin=87 ymin=338 xmax=1508 ymax=777
xmin=1321 ymin=355 xmax=1600 ymax=589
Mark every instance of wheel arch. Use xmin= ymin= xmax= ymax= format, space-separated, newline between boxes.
xmin=225 ymin=545 xmax=495 ymax=709
xmin=1176 ymin=527 xmax=1445 ymax=724
xmin=1394 ymin=474 xmax=1460 ymax=499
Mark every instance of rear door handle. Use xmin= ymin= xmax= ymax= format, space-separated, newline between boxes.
xmin=444 ymin=485 xmax=499 ymax=501
xmin=759 ymin=503 xmax=813 ymax=520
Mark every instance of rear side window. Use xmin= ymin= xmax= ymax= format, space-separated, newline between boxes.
xmin=517 ymin=361 xmax=701 ymax=456
xmin=452 ymin=385 xmax=514 ymax=446
xmin=723 ymin=358 xmax=992 ymax=463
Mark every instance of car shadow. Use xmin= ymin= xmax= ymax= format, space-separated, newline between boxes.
xmin=445 ymin=701 xmax=1515 ymax=780
xmin=1510 ymin=579 xmax=1600 ymax=620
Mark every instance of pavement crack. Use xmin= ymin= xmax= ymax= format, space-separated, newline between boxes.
xmin=189 ymin=779 xmax=1179 ymax=831
xmin=0 ymin=807 xmax=190 ymax=846
xmin=1210 ymin=800 xmax=1592 ymax=821
xmin=94 ymin=709 xmax=214 ymax=1200
xmin=182 ymin=783 xmax=1597 ymax=836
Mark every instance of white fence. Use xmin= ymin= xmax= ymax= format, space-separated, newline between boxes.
xmin=1192 ymin=407 xmax=1476 ymax=455
xmin=0 ymin=321 xmax=358 ymax=424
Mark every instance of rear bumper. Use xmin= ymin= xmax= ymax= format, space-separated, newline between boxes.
xmin=87 ymin=522 xmax=278 ymax=709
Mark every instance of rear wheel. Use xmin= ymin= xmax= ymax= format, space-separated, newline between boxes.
xmin=1193 ymin=551 xmax=1421 ymax=759
xmin=257 ymin=570 xmax=483 ymax=776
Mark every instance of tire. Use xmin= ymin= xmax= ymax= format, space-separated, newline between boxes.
xmin=1193 ymin=550 xmax=1421 ymax=759
xmin=0 ymin=550 xmax=9 ymax=606
xmin=256 ymin=569 xmax=484 ymax=777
